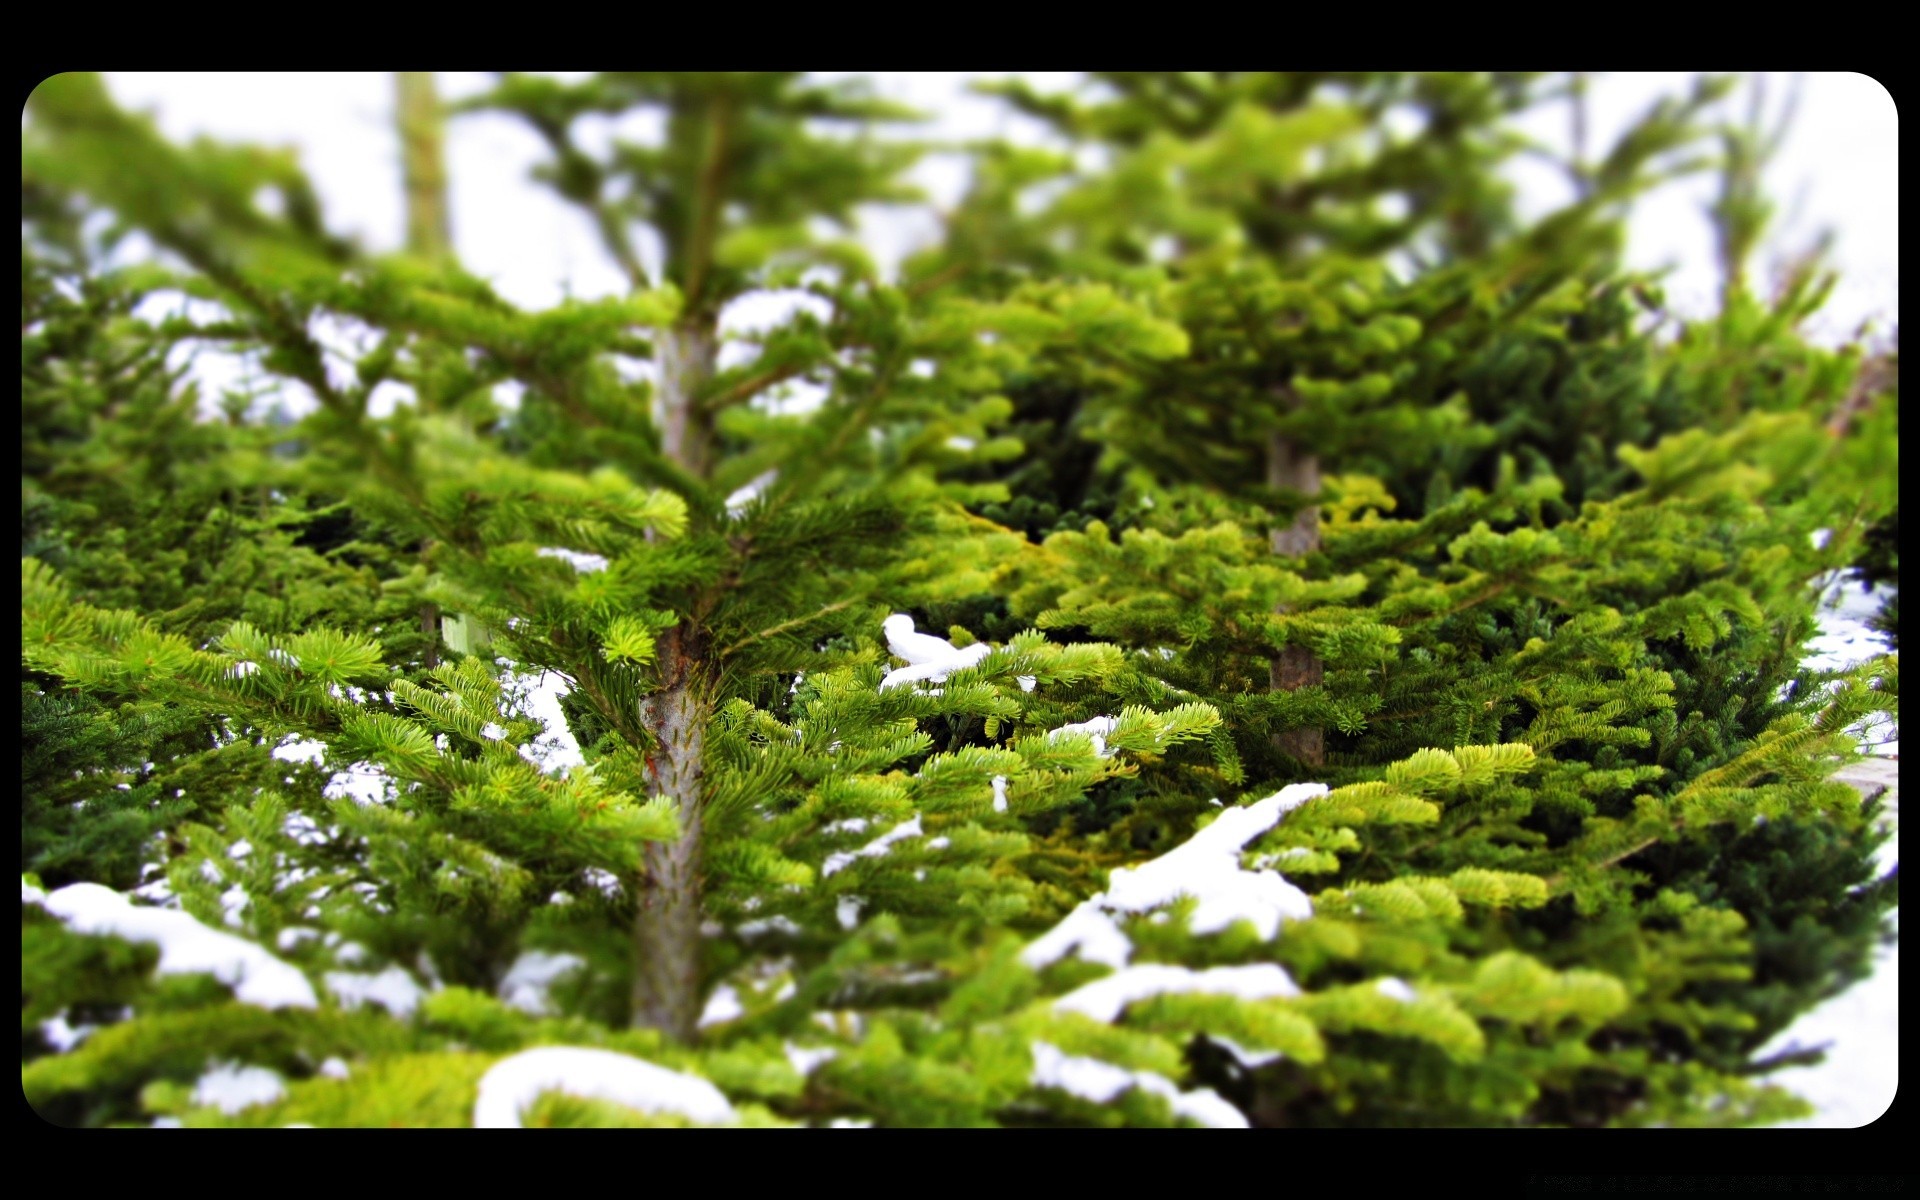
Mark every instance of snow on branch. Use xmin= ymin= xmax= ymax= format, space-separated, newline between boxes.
xmin=472 ymin=1046 xmax=737 ymax=1127
xmin=36 ymin=882 xmax=318 ymax=1009
xmin=1022 ymin=782 xmax=1327 ymax=973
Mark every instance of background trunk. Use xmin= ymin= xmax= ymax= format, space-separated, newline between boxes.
xmin=631 ymin=319 xmax=718 ymax=1038
xmin=396 ymin=72 xmax=451 ymax=266
xmin=1268 ymin=428 xmax=1325 ymax=767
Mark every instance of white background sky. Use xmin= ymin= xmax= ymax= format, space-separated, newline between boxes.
xmin=91 ymin=72 xmax=1896 ymax=350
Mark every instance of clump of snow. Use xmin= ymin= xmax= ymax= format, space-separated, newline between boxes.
xmin=40 ymin=883 xmax=317 ymax=1009
xmin=322 ymin=762 xmax=397 ymax=806
xmin=739 ymin=915 xmax=802 ymax=938
xmin=1103 ymin=785 xmax=1323 ymax=938
xmin=823 ymin=815 xmax=923 ymax=877
xmin=1022 ymin=901 xmax=1133 ymax=971
xmin=785 ymin=1042 xmax=838 ymax=1075
xmin=1376 ymin=977 xmax=1418 ymax=1003
xmin=583 ymin=867 xmax=623 ymax=898
xmin=273 ymin=737 xmax=328 ymax=767
xmin=1047 ymin=716 xmax=1118 ymax=758
xmin=22 ymin=877 xmax=46 ymax=904
xmin=991 ymin=776 xmax=1009 ymax=813
xmin=193 ymin=1062 xmax=287 ymax=1115
xmin=219 ymin=884 xmax=249 ymax=928
xmin=536 ymin=547 xmax=611 ymax=573
xmin=822 ymin=817 xmax=869 ymax=835
xmin=317 ymin=1057 xmax=351 ymax=1080
xmin=277 ymin=927 xmax=320 ymax=953
xmin=1052 ymin=963 xmax=1300 ymax=1023
xmin=1030 ymin=1042 xmax=1247 ymax=1128
xmin=877 ymin=613 xmax=993 ymax=692
xmin=699 ymin=984 xmax=745 ymax=1028
xmin=40 ymin=1012 xmax=93 ymax=1052
xmin=324 ymin=965 xmax=427 ymax=1017
xmin=1209 ymin=1036 xmax=1282 ymax=1069
xmin=498 ymin=950 xmax=588 ymax=1016
xmin=836 ymin=896 xmax=863 ymax=930
xmin=1023 ymin=783 xmax=1327 ymax=971
xmin=472 ymin=1046 xmax=736 ymax=1128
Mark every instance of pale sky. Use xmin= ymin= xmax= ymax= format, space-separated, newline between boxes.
xmin=88 ymin=72 xmax=1896 ymax=362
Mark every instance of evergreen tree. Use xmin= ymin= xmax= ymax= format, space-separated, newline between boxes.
xmin=20 ymin=71 xmax=1896 ymax=1129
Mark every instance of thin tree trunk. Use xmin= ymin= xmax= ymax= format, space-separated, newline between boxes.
xmin=399 ymin=76 xmax=449 ymax=673
xmin=632 ymin=319 xmax=719 ymax=1039
xmin=633 ymin=622 xmax=709 ymax=1040
xmin=1268 ymin=425 xmax=1324 ymax=767
xmin=396 ymin=72 xmax=451 ymax=266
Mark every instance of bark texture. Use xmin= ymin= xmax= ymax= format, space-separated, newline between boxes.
xmin=396 ymin=72 xmax=451 ymax=266
xmin=631 ymin=320 xmax=719 ymax=1038
xmin=1268 ymin=428 xmax=1325 ymax=767
xmin=632 ymin=622 xmax=710 ymax=1040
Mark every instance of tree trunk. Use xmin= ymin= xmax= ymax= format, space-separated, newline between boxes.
xmin=632 ymin=319 xmax=718 ymax=1038
xmin=1267 ymin=427 xmax=1324 ymax=767
xmin=653 ymin=321 xmax=718 ymax=478
xmin=396 ymin=72 xmax=451 ymax=266
xmin=633 ymin=622 xmax=709 ymax=1040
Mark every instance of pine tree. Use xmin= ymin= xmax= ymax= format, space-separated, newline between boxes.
xmin=20 ymin=71 xmax=1896 ymax=1129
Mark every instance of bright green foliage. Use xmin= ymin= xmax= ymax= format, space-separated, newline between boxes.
xmin=20 ymin=71 xmax=1895 ymax=1129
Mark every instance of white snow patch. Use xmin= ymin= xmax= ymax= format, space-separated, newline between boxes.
xmin=1103 ymin=784 xmax=1324 ymax=938
xmin=193 ymin=1062 xmax=287 ymax=1115
xmin=1030 ymin=1042 xmax=1247 ymax=1128
xmin=1020 ymin=901 xmax=1133 ymax=971
xmin=498 ymin=950 xmax=588 ymax=1016
xmin=1376 ymin=977 xmax=1418 ymax=1003
xmin=1048 ymin=715 xmax=1118 ymax=758
xmin=1210 ymin=1036 xmax=1283 ymax=1069
xmin=822 ymin=818 xmax=870 ymax=835
xmin=739 ymin=915 xmax=802 ymax=938
xmin=317 ymin=1056 xmax=350 ymax=1080
xmin=272 ymin=737 xmax=328 ymax=767
xmin=583 ymin=867 xmax=622 ymax=898
xmin=473 ymin=1046 xmax=736 ymax=1128
xmin=324 ymin=965 xmax=426 ymax=1017
xmin=1023 ymin=783 xmax=1327 ymax=969
xmin=39 ymin=1012 xmax=93 ymax=1052
xmin=1051 ymin=963 xmax=1300 ymax=1023
xmin=992 ymin=775 xmax=1009 ymax=813
xmin=322 ymin=762 xmax=394 ymax=806
xmin=41 ymin=883 xmax=317 ymax=1009
xmin=699 ymin=984 xmax=746 ymax=1028
xmin=823 ymin=815 xmax=924 ymax=877
xmin=878 ymin=613 xmax=994 ymax=691
xmin=784 ymin=1042 xmax=838 ymax=1075
xmin=480 ymin=722 xmax=508 ymax=741
xmin=836 ymin=895 xmax=863 ymax=930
